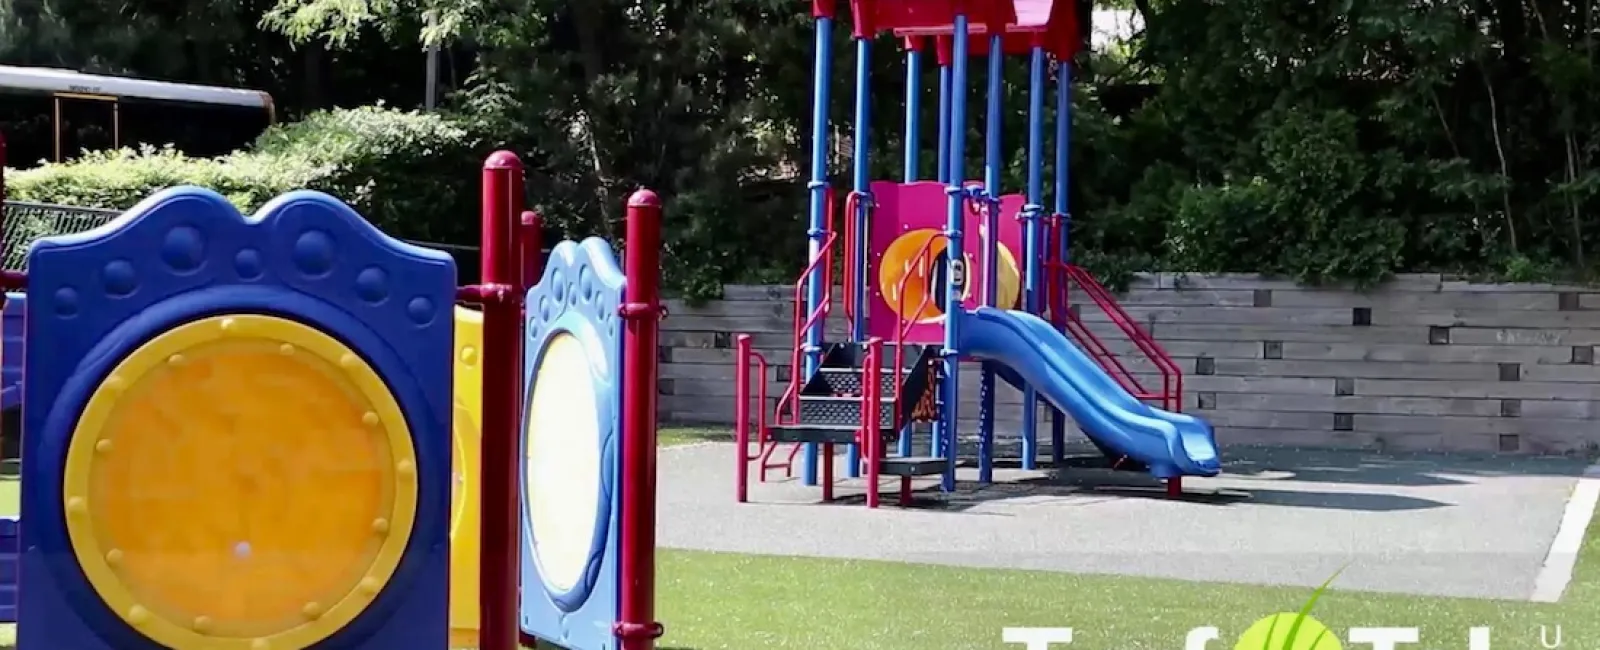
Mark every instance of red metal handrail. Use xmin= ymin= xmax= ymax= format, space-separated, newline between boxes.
xmin=741 ymin=188 xmax=846 ymax=483
xmin=1045 ymin=261 xmax=1183 ymax=412
xmin=841 ymin=189 xmax=863 ymax=341
xmin=780 ymin=233 xmax=839 ymax=423
xmin=1067 ymin=264 xmax=1182 ymax=411
xmin=891 ymin=231 xmax=951 ymax=433
xmin=735 ymin=335 xmax=785 ymax=502
xmin=1045 ymin=263 xmax=1152 ymax=399
xmin=862 ymin=337 xmax=884 ymax=508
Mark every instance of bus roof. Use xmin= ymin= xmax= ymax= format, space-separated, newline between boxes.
xmin=0 ymin=65 xmax=272 ymax=110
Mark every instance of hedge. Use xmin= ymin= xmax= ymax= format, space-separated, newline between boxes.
xmin=3 ymin=106 xmax=488 ymax=244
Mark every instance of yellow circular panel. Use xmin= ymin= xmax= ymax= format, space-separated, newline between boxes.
xmin=994 ymin=244 xmax=1022 ymax=310
xmin=877 ymin=229 xmax=978 ymax=323
xmin=63 ymin=314 xmax=418 ymax=650
xmin=523 ymin=332 xmax=603 ymax=593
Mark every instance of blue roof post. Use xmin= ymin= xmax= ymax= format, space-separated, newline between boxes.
xmin=930 ymin=37 xmax=951 ymax=461
xmin=1048 ymin=58 xmax=1073 ymax=464
xmin=976 ymin=30 xmax=1004 ymax=485
xmin=899 ymin=36 xmax=924 ymax=459
xmin=941 ymin=12 xmax=972 ymax=493
xmin=844 ymin=0 xmax=876 ymax=479
xmin=801 ymin=3 xmax=837 ymax=487
xmin=1020 ymin=42 xmax=1048 ymax=472
xmin=903 ymin=38 xmax=923 ymax=184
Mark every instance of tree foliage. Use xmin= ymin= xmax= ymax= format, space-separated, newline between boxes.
xmin=7 ymin=0 xmax=1600 ymax=297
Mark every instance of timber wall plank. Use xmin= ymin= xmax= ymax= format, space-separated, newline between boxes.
xmin=656 ymin=274 xmax=1600 ymax=455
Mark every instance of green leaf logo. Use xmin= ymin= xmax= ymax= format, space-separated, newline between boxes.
xmin=1232 ymin=569 xmax=1345 ymax=650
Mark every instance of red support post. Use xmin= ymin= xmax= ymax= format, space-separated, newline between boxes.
xmin=520 ymin=210 xmax=544 ymax=287
xmin=864 ymin=337 xmax=883 ymax=508
xmin=616 ymin=189 xmax=665 ymax=650
xmin=735 ymin=334 xmax=752 ymax=503
xmin=478 ymin=151 xmax=524 ymax=650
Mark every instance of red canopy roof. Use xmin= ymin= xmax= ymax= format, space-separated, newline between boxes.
xmin=849 ymin=0 xmax=1081 ymax=59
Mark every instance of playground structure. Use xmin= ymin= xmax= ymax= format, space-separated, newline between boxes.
xmin=0 ymin=134 xmax=667 ymax=650
xmin=735 ymin=0 xmax=1222 ymax=508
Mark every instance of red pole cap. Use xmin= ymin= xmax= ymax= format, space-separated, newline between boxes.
xmin=812 ymin=0 xmax=836 ymax=20
xmin=850 ymin=0 xmax=875 ymax=38
xmin=903 ymin=36 xmax=925 ymax=52
xmin=627 ymin=188 xmax=662 ymax=208
xmin=935 ymin=35 xmax=953 ymax=67
xmin=483 ymin=149 xmax=523 ymax=171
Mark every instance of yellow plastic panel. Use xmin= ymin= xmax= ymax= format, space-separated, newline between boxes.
xmin=62 ymin=315 xmax=417 ymax=650
xmin=449 ymin=306 xmax=484 ymax=647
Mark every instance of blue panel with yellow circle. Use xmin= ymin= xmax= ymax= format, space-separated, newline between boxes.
xmin=19 ymin=186 xmax=455 ymax=650
xmin=519 ymin=237 xmax=624 ymax=650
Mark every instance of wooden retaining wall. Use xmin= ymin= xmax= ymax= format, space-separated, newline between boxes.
xmin=658 ymin=274 xmax=1600 ymax=456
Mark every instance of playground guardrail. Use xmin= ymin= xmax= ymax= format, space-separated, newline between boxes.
xmin=891 ymin=230 xmax=950 ymax=432
xmin=1046 ymin=260 xmax=1183 ymax=413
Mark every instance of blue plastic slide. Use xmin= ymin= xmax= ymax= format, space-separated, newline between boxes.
xmin=959 ymin=307 xmax=1222 ymax=478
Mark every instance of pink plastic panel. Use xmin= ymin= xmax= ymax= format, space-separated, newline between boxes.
xmin=867 ymin=180 xmax=1024 ymax=344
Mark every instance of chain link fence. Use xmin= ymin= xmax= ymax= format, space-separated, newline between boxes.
xmin=2 ymin=201 xmax=123 ymax=271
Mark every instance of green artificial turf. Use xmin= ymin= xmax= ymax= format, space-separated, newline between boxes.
xmin=656 ymin=427 xmax=731 ymax=447
xmin=652 ymin=540 xmax=1596 ymax=649
xmin=1 ymin=438 xmax=1594 ymax=650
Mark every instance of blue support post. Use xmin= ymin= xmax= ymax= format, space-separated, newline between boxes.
xmin=941 ymin=16 xmax=972 ymax=493
xmin=904 ymin=43 xmax=922 ymax=183
xmin=1020 ymin=45 xmax=1047 ymax=471
xmin=1049 ymin=59 xmax=1072 ymax=464
xmin=845 ymin=32 xmax=873 ymax=478
xmin=931 ymin=54 xmax=951 ymax=460
xmin=936 ymin=63 xmax=952 ymax=185
xmin=802 ymin=15 xmax=835 ymax=486
xmin=899 ymin=41 xmax=923 ymax=459
xmin=976 ymin=32 xmax=1003 ymax=484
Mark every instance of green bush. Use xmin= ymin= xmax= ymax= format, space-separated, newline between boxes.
xmin=5 ymin=106 xmax=488 ymax=244
xmin=1161 ymin=108 xmax=1407 ymax=288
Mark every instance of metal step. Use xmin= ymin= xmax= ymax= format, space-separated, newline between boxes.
xmin=768 ymin=424 xmax=863 ymax=445
xmin=878 ymin=456 xmax=948 ymax=477
xmin=813 ymin=366 xmax=901 ymax=396
xmin=798 ymin=395 xmax=895 ymax=427
xmin=821 ymin=341 xmax=934 ymax=370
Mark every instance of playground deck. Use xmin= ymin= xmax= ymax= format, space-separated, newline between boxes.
xmin=661 ymin=442 xmax=1597 ymax=601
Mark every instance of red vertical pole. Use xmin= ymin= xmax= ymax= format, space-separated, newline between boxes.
xmin=616 ymin=189 xmax=664 ymax=650
xmin=520 ymin=210 xmax=544 ymax=287
xmin=864 ymin=337 xmax=882 ymax=508
xmin=479 ymin=151 xmax=524 ymax=650
xmin=734 ymin=334 xmax=752 ymax=503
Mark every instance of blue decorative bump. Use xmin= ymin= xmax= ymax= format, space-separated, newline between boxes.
xmin=292 ymin=230 xmax=335 ymax=277
xmin=357 ymin=267 xmax=390 ymax=304
xmin=101 ymin=260 xmax=137 ymax=297
xmin=161 ymin=225 xmax=205 ymax=272
xmin=234 ymin=248 xmax=263 ymax=280
xmin=52 ymin=287 xmax=79 ymax=318
xmin=407 ymin=296 xmax=436 ymax=326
